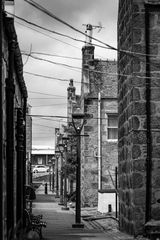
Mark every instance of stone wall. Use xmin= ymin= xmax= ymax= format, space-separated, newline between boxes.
xmin=1 ymin=15 xmax=28 ymax=239
xmin=118 ymin=0 xmax=160 ymax=236
xmin=2 ymin=20 xmax=8 ymax=240
xmin=81 ymin=46 xmax=118 ymax=206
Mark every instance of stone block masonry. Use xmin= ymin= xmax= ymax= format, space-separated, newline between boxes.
xmin=81 ymin=49 xmax=118 ymax=207
xmin=118 ymin=0 xmax=160 ymax=237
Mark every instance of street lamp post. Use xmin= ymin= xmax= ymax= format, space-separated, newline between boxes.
xmin=72 ymin=113 xmax=86 ymax=228
xmin=59 ymin=136 xmax=69 ymax=211
xmin=52 ymin=159 xmax=55 ymax=193
xmin=55 ymin=150 xmax=60 ymax=198
xmin=48 ymin=159 xmax=52 ymax=191
xmin=58 ymin=146 xmax=64 ymax=206
xmin=48 ymin=158 xmax=55 ymax=192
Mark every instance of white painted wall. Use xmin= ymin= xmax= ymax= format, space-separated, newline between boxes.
xmin=98 ymin=192 xmax=119 ymax=213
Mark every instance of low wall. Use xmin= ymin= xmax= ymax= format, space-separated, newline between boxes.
xmin=98 ymin=190 xmax=118 ymax=213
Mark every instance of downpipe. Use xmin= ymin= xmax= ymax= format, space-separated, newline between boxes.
xmin=145 ymin=5 xmax=152 ymax=224
xmin=98 ymin=91 xmax=102 ymax=190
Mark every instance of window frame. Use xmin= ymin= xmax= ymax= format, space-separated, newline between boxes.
xmin=106 ymin=113 xmax=118 ymax=142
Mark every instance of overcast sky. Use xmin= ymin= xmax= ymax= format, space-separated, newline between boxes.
xmin=14 ymin=0 xmax=118 ymax=149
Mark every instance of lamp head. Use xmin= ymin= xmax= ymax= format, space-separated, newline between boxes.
xmin=72 ymin=113 xmax=85 ymax=119
xmin=58 ymin=144 xmax=64 ymax=153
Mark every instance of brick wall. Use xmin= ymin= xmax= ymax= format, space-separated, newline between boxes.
xmin=118 ymin=0 xmax=160 ymax=236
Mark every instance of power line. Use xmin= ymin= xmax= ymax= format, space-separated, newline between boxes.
xmin=7 ymin=10 xmax=159 ymax=61
xmin=29 ymin=114 xmax=68 ymax=119
xmin=31 ymin=148 xmax=55 ymax=150
xmin=23 ymin=53 xmax=160 ymax=82
xmin=25 ymin=65 xmax=158 ymax=83
xmin=34 ymin=117 xmax=67 ymax=124
xmin=23 ymin=53 xmax=81 ymax=73
xmin=11 ymin=10 xmax=157 ymax=61
xmin=24 ymin=53 xmax=115 ymax=76
xmin=24 ymin=0 xmax=116 ymax=51
xmin=23 ymin=52 xmax=158 ymax=81
xmin=31 ymin=103 xmax=67 ymax=107
xmin=33 ymin=123 xmax=55 ymax=129
xmin=28 ymin=114 xmax=117 ymax=121
xmin=24 ymin=71 xmax=81 ymax=84
xmin=21 ymin=0 xmax=160 ymax=60
xmin=6 ymin=11 xmax=116 ymax=53
xmin=16 ymin=21 xmax=80 ymax=50
xmin=33 ymin=116 xmax=67 ymax=123
xmin=23 ymin=53 xmax=117 ymax=75
xmin=22 ymin=50 xmax=82 ymax=60
xmin=28 ymin=91 xmax=66 ymax=98
xmin=33 ymin=136 xmax=54 ymax=139
xmin=30 ymin=97 xmax=65 ymax=99
xmin=8 ymin=11 xmax=106 ymax=50
xmin=24 ymin=0 xmax=159 ymax=59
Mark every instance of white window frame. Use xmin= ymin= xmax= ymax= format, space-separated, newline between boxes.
xmin=106 ymin=113 xmax=118 ymax=142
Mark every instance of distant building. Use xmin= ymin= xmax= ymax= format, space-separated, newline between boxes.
xmin=31 ymin=149 xmax=55 ymax=166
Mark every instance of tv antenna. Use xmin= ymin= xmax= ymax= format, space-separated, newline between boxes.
xmin=82 ymin=23 xmax=104 ymax=45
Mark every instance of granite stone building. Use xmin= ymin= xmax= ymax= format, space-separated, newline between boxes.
xmin=67 ymin=25 xmax=118 ymax=209
xmin=118 ymin=0 xmax=160 ymax=237
xmin=0 ymin=1 xmax=28 ymax=239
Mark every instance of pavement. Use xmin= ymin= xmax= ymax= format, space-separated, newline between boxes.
xmin=32 ymin=184 xmax=146 ymax=240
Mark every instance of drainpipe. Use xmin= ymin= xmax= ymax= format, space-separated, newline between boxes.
xmin=0 ymin=1 xmax=3 ymax=239
xmin=16 ymin=108 xmax=24 ymax=223
xmin=23 ymin=97 xmax=27 ymax=227
xmin=98 ymin=91 xmax=102 ymax=190
xmin=145 ymin=5 xmax=152 ymax=223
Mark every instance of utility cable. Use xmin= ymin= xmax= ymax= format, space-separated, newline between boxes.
xmin=24 ymin=0 xmax=159 ymax=59
xmin=24 ymin=71 xmax=81 ymax=84
xmin=28 ymin=114 xmax=119 ymax=121
xmin=24 ymin=0 xmax=117 ymax=51
xmin=7 ymin=10 xmax=160 ymax=59
xmin=22 ymin=50 xmax=105 ymax=61
xmin=22 ymin=50 xmax=82 ymax=60
xmin=25 ymin=65 xmax=159 ymax=82
xmin=7 ymin=11 xmax=108 ymax=51
xmin=30 ymin=97 xmax=66 ymax=99
xmin=29 ymin=114 xmax=68 ymax=119
xmin=33 ymin=123 xmax=56 ymax=129
xmin=23 ymin=53 xmax=81 ymax=73
xmin=34 ymin=116 xmax=67 ymax=123
xmin=28 ymin=91 xmax=66 ymax=98
xmin=31 ymin=103 xmax=67 ymax=107
xmin=16 ymin=20 xmax=80 ymax=50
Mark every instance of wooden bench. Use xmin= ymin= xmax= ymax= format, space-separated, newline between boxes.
xmin=24 ymin=209 xmax=46 ymax=239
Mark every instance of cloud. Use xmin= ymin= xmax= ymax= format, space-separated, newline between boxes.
xmin=15 ymin=0 xmax=118 ymax=147
xmin=15 ymin=0 xmax=118 ymax=34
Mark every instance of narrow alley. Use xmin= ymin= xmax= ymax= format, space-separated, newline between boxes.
xmin=2 ymin=1 xmax=160 ymax=240
xmin=32 ymin=185 xmax=133 ymax=240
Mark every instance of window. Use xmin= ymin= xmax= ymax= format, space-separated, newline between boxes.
xmin=107 ymin=114 xmax=118 ymax=140
xmin=37 ymin=157 xmax=42 ymax=165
